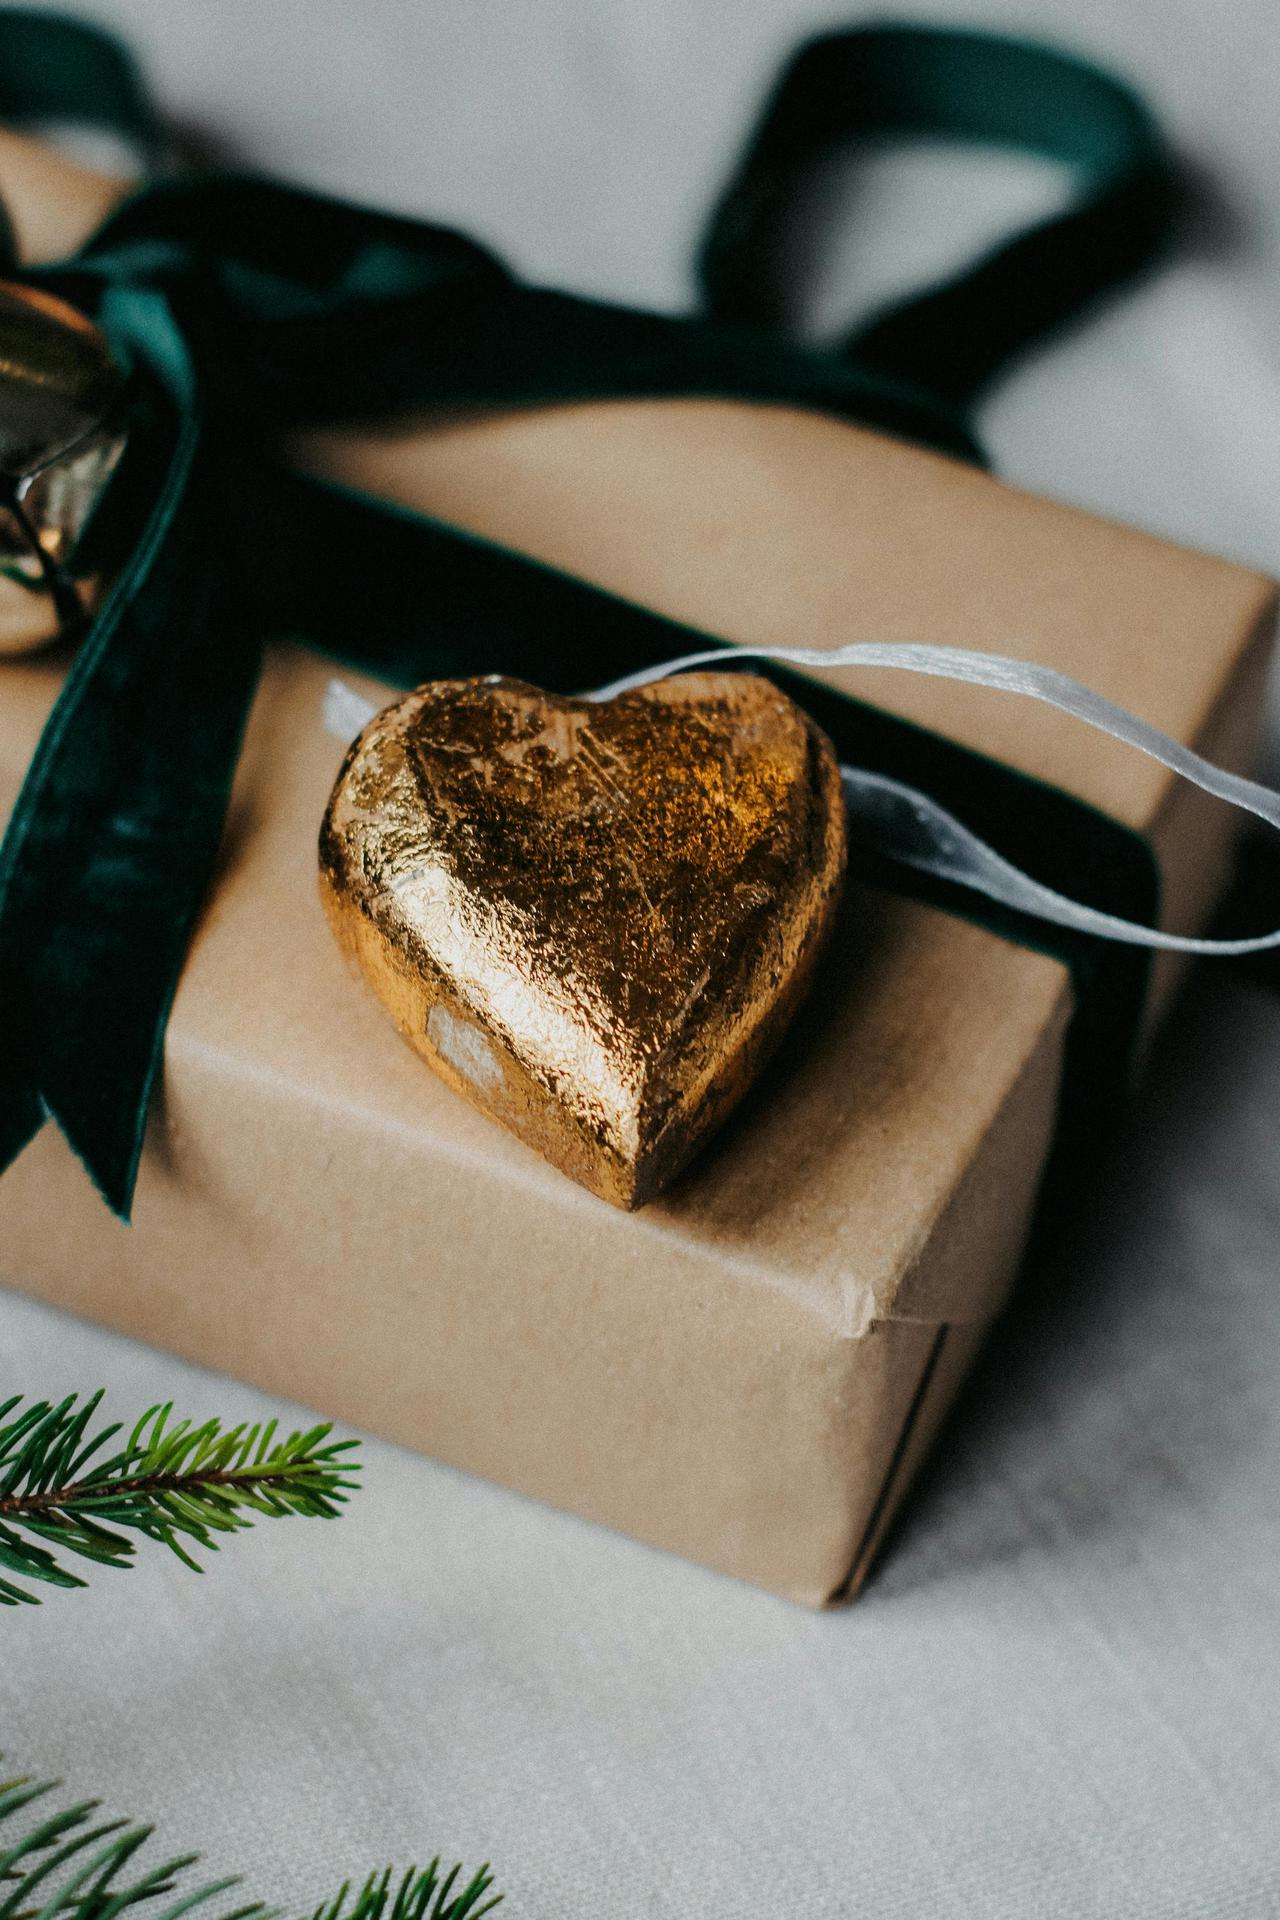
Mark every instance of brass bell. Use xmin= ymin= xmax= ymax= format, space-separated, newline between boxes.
xmin=0 ymin=279 xmax=126 ymax=656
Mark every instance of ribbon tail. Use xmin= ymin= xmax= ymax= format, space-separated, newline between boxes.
xmin=0 ymin=497 xmax=261 ymax=1217
xmin=0 ymin=1072 xmax=43 ymax=1175
xmin=26 ymin=572 xmax=261 ymax=1217
xmin=0 ymin=289 xmax=261 ymax=1217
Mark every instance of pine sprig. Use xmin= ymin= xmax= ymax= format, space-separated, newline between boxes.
xmin=0 ymin=1394 xmax=360 ymax=1605
xmin=0 ymin=1772 xmax=501 ymax=1920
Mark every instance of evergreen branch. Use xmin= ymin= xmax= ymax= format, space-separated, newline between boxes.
xmin=0 ymin=1773 xmax=500 ymax=1920
xmin=0 ymin=1395 xmax=360 ymax=1605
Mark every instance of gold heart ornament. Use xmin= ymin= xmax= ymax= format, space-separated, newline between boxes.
xmin=319 ymin=673 xmax=847 ymax=1208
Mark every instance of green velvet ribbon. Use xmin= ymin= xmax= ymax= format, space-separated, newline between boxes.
xmin=0 ymin=11 xmax=1176 ymax=1218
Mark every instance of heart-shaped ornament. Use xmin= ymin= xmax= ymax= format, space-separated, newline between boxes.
xmin=319 ymin=672 xmax=846 ymax=1208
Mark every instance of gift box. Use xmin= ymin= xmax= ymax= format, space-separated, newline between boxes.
xmin=0 ymin=89 xmax=1275 ymax=1604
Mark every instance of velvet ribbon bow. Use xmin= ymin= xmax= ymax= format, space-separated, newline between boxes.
xmin=0 ymin=10 xmax=1176 ymax=1217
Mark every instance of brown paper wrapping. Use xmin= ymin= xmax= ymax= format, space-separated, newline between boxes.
xmin=0 ymin=131 xmax=1274 ymax=1602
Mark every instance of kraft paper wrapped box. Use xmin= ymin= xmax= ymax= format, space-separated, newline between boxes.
xmin=0 ymin=131 xmax=1276 ymax=1604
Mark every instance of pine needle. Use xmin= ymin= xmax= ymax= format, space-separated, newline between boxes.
xmin=0 ymin=1395 xmax=360 ymax=1605
xmin=0 ymin=1773 xmax=500 ymax=1920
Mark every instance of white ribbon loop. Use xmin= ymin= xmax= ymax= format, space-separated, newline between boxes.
xmin=587 ymin=642 xmax=1280 ymax=957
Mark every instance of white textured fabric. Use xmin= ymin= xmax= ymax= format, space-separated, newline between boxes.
xmin=5 ymin=3 xmax=1280 ymax=1914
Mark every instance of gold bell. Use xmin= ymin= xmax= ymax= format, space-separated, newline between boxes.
xmin=0 ymin=279 xmax=126 ymax=655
